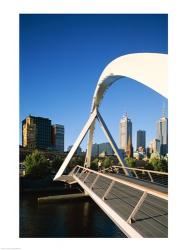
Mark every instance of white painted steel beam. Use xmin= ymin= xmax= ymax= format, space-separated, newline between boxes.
xmin=84 ymin=120 xmax=96 ymax=168
xmin=97 ymin=110 xmax=129 ymax=176
xmin=53 ymin=108 xmax=97 ymax=180
xmin=102 ymin=180 xmax=115 ymax=200
xmin=91 ymin=53 xmax=167 ymax=112
xmin=148 ymin=171 xmax=154 ymax=182
xmin=127 ymin=191 xmax=148 ymax=224
xmin=90 ymin=174 xmax=100 ymax=190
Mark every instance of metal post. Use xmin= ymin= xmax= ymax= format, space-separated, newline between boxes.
xmin=69 ymin=166 xmax=77 ymax=176
xmin=83 ymin=171 xmax=90 ymax=183
xmin=127 ymin=191 xmax=148 ymax=224
xmin=148 ymin=171 xmax=154 ymax=182
xmin=102 ymin=180 xmax=115 ymax=200
xmin=133 ymin=170 xmax=138 ymax=179
xmin=75 ymin=166 xmax=80 ymax=175
xmin=78 ymin=169 xmax=85 ymax=178
xmin=90 ymin=174 xmax=100 ymax=190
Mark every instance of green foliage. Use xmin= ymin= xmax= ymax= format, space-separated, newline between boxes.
xmin=76 ymin=156 xmax=85 ymax=166
xmin=68 ymin=156 xmax=85 ymax=168
xmin=51 ymin=156 xmax=64 ymax=170
xmin=103 ymin=157 xmax=112 ymax=169
xmin=125 ymin=157 xmax=136 ymax=168
xmin=144 ymin=162 xmax=154 ymax=171
xmin=91 ymin=158 xmax=99 ymax=170
xmin=149 ymin=157 xmax=168 ymax=172
xmin=24 ymin=150 xmax=50 ymax=178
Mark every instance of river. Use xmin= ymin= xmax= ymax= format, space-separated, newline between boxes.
xmin=20 ymin=192 xmax=126 ymax=238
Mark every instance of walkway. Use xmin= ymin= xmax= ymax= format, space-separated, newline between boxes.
xmin=58 ymin=165 xmax=168 ymax=238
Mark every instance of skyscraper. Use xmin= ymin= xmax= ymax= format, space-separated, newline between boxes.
xmin=22 ymin=115 xmax=51 ymax=149
xmin=149 ymin=139 xmax=161 ymax=155
xmin=91 ymin=143 xmax=99 ymax=157
xmin=156 ymin=115 xmax=168 ymax=156
xmin=137 ymin=130 xmax=146 ymax=151
xmin=126 ymin=135 xmax=133 ymax=157
xmin=91 ymin=142 xmax=114 ymax=157
xmin=119 ymin=113 xmax=132 ymax=153
xmin=51 ymin=124 xmax=64 ymax=152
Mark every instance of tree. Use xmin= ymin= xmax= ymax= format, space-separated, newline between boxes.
xmin=125 ymin=157 xmax=136 ymax=168
xmin=149 ymin=157 xmax=168 ymax=172
xmin=51 ymin=156 xmax=64 ymax=171
xmin=24 ymin=150 xmax=50 ymax=178
xmin=103 ymin=157 xmax=111 ymax=169
xmin=144 ymin=161 xmax=154 ymax=171
xmin=91 ymin=158 xmax=99 ymax=170
xmin=76 ymin=156 xmax=85 ymax=166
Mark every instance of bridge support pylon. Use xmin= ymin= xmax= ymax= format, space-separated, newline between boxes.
xmin=54 ymin=108 xmax=129 ymax=181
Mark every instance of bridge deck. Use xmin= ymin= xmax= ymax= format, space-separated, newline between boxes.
xmin=76 ymin=170 xmax=167 ymax=237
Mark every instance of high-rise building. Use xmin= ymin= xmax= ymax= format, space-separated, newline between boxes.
xmin=51 ymin=124 xmax=64 ymax=152
xmin=137 ymin=130 xmax=146 ymax=151
xmin=22 ymin=115 xmax=51 ymax=149
xmin=91 ymin=142 xmax=114 ymax=157
xmin=149 ymin=139 xmax=160 ymax=154
xmin=68 ymin=145 xmax=82 ymax=155
xmin=119 ymin=113 xmax=132 ymax=152
xmin=146 ymin=147 xmax=151 ymax=158
xmin=126 ymin=135 xmax=133 ymax=157
xmin=92 ymin=143 xmax=99 ymax=157
xmin=98 ymin=142 xmax=114 ymax=156
xmin=156 ymin=115 xmax=168 ymax=155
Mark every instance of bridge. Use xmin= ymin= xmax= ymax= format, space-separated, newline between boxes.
xmin=57 ymin=165 xmax=168 ymax=238
xmin=53 ymin=53 xmax=168 ymax=238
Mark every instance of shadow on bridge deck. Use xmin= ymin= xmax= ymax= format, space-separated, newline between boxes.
xmin=57 ymin=166 xmax=168 ymax=238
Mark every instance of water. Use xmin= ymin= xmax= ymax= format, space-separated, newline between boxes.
xmin=20 ymin=193 xmax=126 ymax=238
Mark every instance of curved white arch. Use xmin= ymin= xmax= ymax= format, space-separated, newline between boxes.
xmin=85 ymin=52 xmax=168 ymax=169
xmin=54 ymin=52 xmax=168 ymax=179
xmin=91 ymin=53 xmax=167 ymax=112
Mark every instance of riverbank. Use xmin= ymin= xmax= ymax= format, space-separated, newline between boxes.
xmin=20 ymin=175 xmax=83 ymax=194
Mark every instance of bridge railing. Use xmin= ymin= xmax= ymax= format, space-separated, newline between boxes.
xmin=71 ymin=165 xmax=167 ymax=235
xmin=99 ymin=165 xmax=168 ymax=187
xmin=72 ymin=165 xmax=168 ymax=200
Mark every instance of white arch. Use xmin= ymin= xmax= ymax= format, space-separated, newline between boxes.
xmin=85 ymin=53 xmax=168 ymax=169
xmin=91 ymin=53 xmax=167 ymax=112
xmin=54 ymin=52 xmax=168 ymax=180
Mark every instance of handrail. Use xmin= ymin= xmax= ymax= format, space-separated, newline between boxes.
xmin=73 ymin=166 xmax=168 ymax=201
xmin=111 ymin=165 xmax=168 ymax=176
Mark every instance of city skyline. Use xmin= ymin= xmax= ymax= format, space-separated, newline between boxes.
xmin=21 ymin=112 xmax=168 ymax=155
xmin=20 ymin=14 xmax=168 ymax=150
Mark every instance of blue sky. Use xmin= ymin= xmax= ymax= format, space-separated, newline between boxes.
xmin=20 ymin=14 xmax=168 ymax=150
